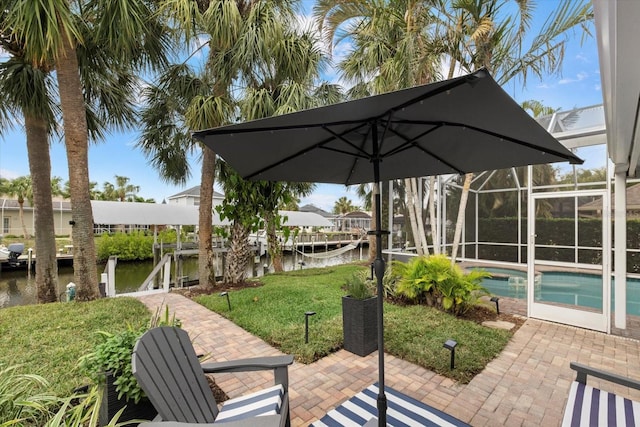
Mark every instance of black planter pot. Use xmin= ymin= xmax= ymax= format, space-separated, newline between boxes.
xmin=342 ymin=295 xmax=378 ymax=357
xmin=100 ymin=372 xmax=157 ymax=426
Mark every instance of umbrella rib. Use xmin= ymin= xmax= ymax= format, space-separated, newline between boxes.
xmin=384 ymin=125 xmax=465 ymax=174
xmin=243 ymin=122 xmax=372 ymax=180
xmin=386 ymin=119 xmax=583 ymax=164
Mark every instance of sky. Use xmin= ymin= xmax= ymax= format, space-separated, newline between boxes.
xmin=0 ymin=1 xmax=603 ymax=212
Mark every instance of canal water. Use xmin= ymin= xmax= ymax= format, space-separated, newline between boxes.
xmin=0 ymin=247 xmax=369 ymax=308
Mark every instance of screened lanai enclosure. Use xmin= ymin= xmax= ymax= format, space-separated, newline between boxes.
xmin=384 ymin=104 xmax=640 ymax=337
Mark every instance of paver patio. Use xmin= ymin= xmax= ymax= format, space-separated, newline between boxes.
xmin=136 ymin=292 xmax=640 ymax=426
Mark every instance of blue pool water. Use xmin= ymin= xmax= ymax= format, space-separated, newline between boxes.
xmin=472 ymin=266 xmax=640 ymax=316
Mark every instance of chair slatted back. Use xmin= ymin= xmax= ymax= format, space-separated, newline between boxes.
xmin=132 ymin=327 xmax=219 ymax=423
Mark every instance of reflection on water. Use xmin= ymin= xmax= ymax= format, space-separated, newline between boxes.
xmin=0 ymin=247 xmax=368 ymax=308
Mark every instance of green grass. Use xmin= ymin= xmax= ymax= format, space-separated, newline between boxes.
xmin=0 ymin=297 xmax=150 ymax=396
xmin=195 ymin=264 xmax=513 ymax=383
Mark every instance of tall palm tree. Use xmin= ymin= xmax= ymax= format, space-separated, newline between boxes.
xmin=315 ymin=0 xmax=441 ymax=258
xmin=0 ymin=21 xmax=61 ymax=302
xmin=143 ymin=0 xmax=338 ymax=284
xmin=2 ymin=0 xmax=170 ymax=301
xmin=317 ymin=0 xmax=593 ymax=263
xmin=333 ymin=197 xmax=357 ymax=214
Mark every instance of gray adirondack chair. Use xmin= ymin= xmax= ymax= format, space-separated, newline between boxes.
xmin=131 ymin=326 xmax=294 ymax=427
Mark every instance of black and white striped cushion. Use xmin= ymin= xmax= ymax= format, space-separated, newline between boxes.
xmin=216 ymin=384 xmax=284 ymax=423
xmin=563 ymin=381 xmax=640 ymax=426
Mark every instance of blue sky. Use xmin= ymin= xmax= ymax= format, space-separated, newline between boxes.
xmin=0 ymin=1 xmax=602 ymax=212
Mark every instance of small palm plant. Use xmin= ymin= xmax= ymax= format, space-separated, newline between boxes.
xmin=392 ymin=255 xmax=490 ymax=315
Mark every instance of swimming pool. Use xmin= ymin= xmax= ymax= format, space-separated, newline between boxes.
xmin=472 ymin=266 xmax=640 ymax=316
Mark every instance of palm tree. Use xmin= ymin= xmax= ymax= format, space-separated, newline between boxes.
xmin=142 ymin=1 xmax=338 ymax=284
xmin=315 ymin=0 xmax=440 ymax=258
xmin=317 ymin=0 xmax=593 ymax=263
xmin=435 ymin=0 xmax=592 ymax=263
xmin=2 ymin=0 xmax=170 ymax=301
xmin=3 ymin=176 xmax=32 ymax=239
xmin=0 ymin=22 xmax=60 ymax=302
xmin=333 ymin=197 xmax=357 ymax=215
xmin=101 ymin=175 xmax=140 ymax=202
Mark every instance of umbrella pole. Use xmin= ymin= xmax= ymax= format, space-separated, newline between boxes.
xmin=371 ymin=128 xmax=387 ymax=426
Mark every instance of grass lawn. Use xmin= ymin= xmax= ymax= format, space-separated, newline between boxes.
xmin=0 ymin=297 xmax=150 ymax=396
xmin=195 ymin=264 xmax=513 ymax=383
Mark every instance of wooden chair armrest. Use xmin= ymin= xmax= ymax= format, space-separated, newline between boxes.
xmin=201 ymin=355 xmax=294 ymax=374
xmin=139 ymin=414 xmax=282 ymax=427
xmin=202 ymin=355 xmax=294 ymax=389
xmin=570 ymin=362 xmax=640 ymax=390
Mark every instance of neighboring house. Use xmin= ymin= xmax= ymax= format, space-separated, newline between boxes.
xmin=334 ymin=211 xmax=371 ymax=231
xmin=578 ymin=183 xmax=640 ymax=219
xmin=0 ymin=198 xmax=74 ymax=237
xmin=166 ymin=186 xmax=224 ymax=208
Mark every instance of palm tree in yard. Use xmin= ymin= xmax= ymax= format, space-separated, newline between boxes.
xmin=316 ymin=0 xmax=593 ymax=263
xmin=0 ymin=37 xmax=60 ymax=301
xmin=141 ymin=0 xmax=339 ymax=284
xmin=439 ymin=0 xmax=593 ymax=263
xmin=2 ymin=0 xmax=169 ymax=300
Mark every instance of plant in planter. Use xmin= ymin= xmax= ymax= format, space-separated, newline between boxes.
xmin=342 ymin=271 xmax=378 ymax=357
xmin=80 ymin=305 xmax=180 ymax=425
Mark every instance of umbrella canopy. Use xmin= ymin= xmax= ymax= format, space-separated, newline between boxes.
xmin=193 ymin=69 xmax=582 ymax=426
xmin=193 ymin=69 xmax=582 ymax=185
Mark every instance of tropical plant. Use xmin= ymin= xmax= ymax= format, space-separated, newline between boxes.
xmin=392 ymin=254 xmax=490 ymax=315
xmin=1 ymin=176 xmax=32 ymax=238
xmin=0 ymin=24 xmax=61 ymax=303
xmin=333 ymin=196 xmax=358 ymax=215
xmin=1 ymin=0 xmax=170 ymax=301
xmin=0 ymin=364 xmax=57 ymax=425
xmin=344 ymin=270 xmax=375 ymax=300
xmin=392 ymin=256 xmax=441 ymax=305
xmin=80 ymin=306 xmax=181 ymax=404
xmin=316 ymin=0 xmax=593 ymax=264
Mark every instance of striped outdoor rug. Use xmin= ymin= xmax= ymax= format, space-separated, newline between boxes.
xmin=310 ymin=383 xmax=469 ymax=427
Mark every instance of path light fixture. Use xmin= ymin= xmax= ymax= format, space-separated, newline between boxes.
xmin=490 ymin=296 xmax=500 ymax=315
xmin=220 ymin=291 xmax=231 ymax=311
xmin=305 ymin=311 xmax=316 ymax=344
xmin=370 ymin=263 xmax=374 ymax=280
xmin=443 ymin=339 xmax=458 ymax=370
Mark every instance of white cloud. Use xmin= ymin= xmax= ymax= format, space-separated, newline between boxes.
xmin=575 ymin=53 xmax=589 ymax=63
xmin=0 ymin=169 xmax=20 ymax=180
xmin=558 ymin=71 xmax=589 ymax=85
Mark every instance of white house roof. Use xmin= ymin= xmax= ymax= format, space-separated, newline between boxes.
xmin=90 ymin=202 xmax=329 ymax=227
xmin=279 ymin=210 xmax=332 ymax=227
xmin=91 ymin=201 xmax=229 ymax=226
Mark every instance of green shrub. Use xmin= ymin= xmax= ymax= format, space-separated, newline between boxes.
xmin=96 ymin=229 xmax=178 ymax=261
xmin=0 ymin=364 xmax=58 ymax=425
xmin=79 ymin=306 xmax=181 ymax=403
xmin=392 ymin=255 xmax=490 ymax=315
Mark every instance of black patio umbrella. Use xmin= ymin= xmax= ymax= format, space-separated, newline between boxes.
xmin=193 ymin=69 xmax=582 ymax=426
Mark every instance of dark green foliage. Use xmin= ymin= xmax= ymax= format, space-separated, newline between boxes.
xmin=79 ymin=306 xmax=181 ymax=403
xmin=392 ymin=255 xmax=490 ymax=315
xmin=96 ymin=229 xmax=177 ymax=261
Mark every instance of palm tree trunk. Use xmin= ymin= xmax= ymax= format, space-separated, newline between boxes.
xmin=264 ymin=212 xmax=284 ymax=272
xmin=224 ymin=221 xmax=250 ymax=284
xmin=428 ymin=176 xmax=439 ymax=254
xmin=17 ymin=199 xmax=29 ymax=239
xmin=198 ymin=147 xmax=216 ymax=288
xmin=404 ymin=178 xmax=423 ymax=255
xmin=451 ymin=173 xmax=473 ymax=265
xmin=25 ymin=114 xmax=59 ymax=303
xmin=412 ymin=178 xmax=429 ymax=255
xmin=56 ymin=32 xmax=100 ymax=301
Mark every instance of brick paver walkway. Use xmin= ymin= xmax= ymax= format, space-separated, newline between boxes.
xmin=136 ymin=292 xmax=640 ymax=426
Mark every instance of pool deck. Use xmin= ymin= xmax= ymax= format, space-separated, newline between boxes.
xmin=135 ymin=292 xmax=640 ymax=426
